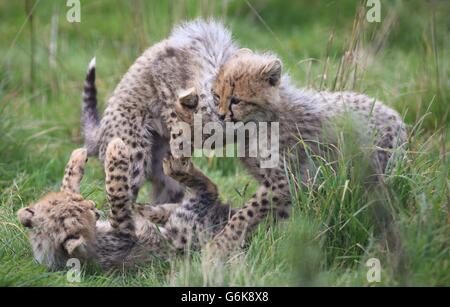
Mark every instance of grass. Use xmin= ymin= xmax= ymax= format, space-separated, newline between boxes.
xmin=0 ymin=0 xmax=449 ymax=286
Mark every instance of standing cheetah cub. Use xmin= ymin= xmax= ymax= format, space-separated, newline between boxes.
xmin=81 ymin=20 xmax=237 ymax=204
xmin=18 ymin=139 xmax=232 ymax=270
xmin=201 ymin=49 xmax=407 ymax=254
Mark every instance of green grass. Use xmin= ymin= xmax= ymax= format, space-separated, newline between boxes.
xmin=0 ymin=0 xmax=449 ymax=286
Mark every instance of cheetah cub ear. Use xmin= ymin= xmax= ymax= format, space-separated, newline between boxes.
xmin=260 ymin=59 xmax=282 ymax=86
xmin=178 ymin=87 xmax=198 ymax=109
xmin=17 ymin=207 xmax=35 ymax=228
xmin=233 ymin=48 xmax=253 ymax=57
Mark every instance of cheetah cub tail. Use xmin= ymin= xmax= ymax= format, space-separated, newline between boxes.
xmin=81 ymin=57 xmax=100 ymax=157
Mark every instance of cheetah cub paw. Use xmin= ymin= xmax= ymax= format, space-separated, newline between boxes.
xmin=69 ymin=148 xmax=88 ymax=166
xmin=163 ymin=155 xmax=193 ymax=180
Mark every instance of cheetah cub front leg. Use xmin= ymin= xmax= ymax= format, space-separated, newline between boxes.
xmin=61 ymin=148 xmax=88 ymax=194
xmin=163 ymin=155 xmax=218 ymax=202
xmin=126 ymin=155 xmax=190 ymax=226
xmin=163 ymin=155 xmax=193 ymax=181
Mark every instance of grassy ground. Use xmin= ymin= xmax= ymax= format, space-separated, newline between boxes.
xmin=0 ymin=0 xmax=449 ymax=286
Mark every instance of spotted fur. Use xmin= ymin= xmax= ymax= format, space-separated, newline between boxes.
xmin=162 ymin=155 xmax=234 ymax=250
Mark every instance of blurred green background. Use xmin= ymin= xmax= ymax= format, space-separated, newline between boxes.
xmin=0 ymin=0 xmax=449 ymax=286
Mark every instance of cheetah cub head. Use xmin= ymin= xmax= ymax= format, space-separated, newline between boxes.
xmin=17 ymin=148 xmax=99 ymax=270
xmin=212 ymin=48 xmax=282 ymax=123
xmin=173 ymin=85 xmax=222 ymax=149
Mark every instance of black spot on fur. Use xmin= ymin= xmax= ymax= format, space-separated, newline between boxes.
xmin=278 ymin=211 xmax=289 ymax=219
xmin=166 ymin=47 xmax=176 ymax=57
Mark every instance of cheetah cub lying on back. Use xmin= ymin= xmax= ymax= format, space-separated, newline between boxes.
xmin=18 ymin=139 xmax=232 ymax=270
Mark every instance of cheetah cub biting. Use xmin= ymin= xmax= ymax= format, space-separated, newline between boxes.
xmin=18 ymin=139 xmax=232 ymax=270
xmin=197 ymin=49 xmax=406 ymax=254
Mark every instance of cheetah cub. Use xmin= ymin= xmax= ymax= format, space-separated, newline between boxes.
xmin=18 ymin=144 xmax=168 ymax=270
xmin=18 ymin=139 xmax=232 ymax=270
xmin=81 ymin=20 xmax=237 ymax=204
xmin=200 ymin=49 xmax=406 ymax=254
